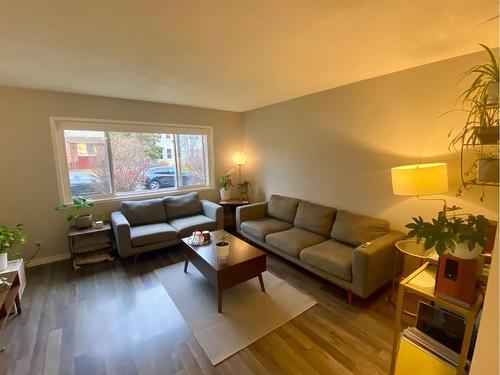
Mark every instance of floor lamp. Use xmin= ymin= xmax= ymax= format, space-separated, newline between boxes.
xmin=232 ymin=151 xmax=247 ymax=200
xmin=391 ymin=163 xmax=449 ymax=212
xmin=232 ymin=151 xmax=247 ymax=185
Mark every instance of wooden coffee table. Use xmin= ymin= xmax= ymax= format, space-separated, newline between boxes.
xmin=181 ymin=230 xmax=266 ymax=313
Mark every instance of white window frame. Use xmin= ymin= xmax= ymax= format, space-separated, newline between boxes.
xmin=50 ymin=116 xmax=215 ymax=204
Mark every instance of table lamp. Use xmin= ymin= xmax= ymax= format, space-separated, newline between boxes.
xmin=232 ymin=151 xmax=247 ymax=184
xmin=391 ymin=162 xmax=449 ymax=211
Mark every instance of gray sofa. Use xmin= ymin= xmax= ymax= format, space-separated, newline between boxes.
xmin=111 ymin=192 xmax=223 ymax=258
xmin=236 ymin=194 xmax=404 ymax=301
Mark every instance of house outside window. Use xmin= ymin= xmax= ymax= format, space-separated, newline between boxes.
xmin=51 ymin=117 xmax=213 ymax=202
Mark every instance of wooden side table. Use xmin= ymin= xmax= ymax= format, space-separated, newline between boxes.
xmin=68 ymin=223 xmax=114 ymax=269
xmin=218 ymin=200 xmax=249 ymax=232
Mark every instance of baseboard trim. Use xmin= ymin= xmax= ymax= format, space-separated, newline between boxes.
xmin=26 ymin=253 xmax=71 ymax=268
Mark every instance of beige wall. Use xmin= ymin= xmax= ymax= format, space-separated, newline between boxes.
xmin=243 ymin=51 xmax=498 ymax=228
xmin=470 ymin=230 xmax=499 ymax=375
xmin=0 ymin=86 xmax=243 ymax=262
xmin=243 ymin=50 xmax=499 ymax=374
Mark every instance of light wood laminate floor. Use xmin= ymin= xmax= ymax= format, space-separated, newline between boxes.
xmin=0 ymin=245 xmax=398 ymax=375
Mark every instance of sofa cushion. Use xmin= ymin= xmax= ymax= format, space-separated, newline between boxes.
xmin=121 ymin=198 xmax=167 ymax=226
xmin=168 ymin=214 xmax=216 ymax=238
xmin=241 ymin=217 xmax=293 ymax=242
xmin=300 ymin=240 xmax=353 ymax=281
xmin=164 ymin=192 xmax=202 ymax=219
xmin=130 ymin=223 xmax=178 ymax=247
xmin=266 ymin=227 xmax=326 ymax=258
xmin=331 ymin=210 xmax=390 ymax=247
xmin=267 ymin=195 xmax=300 ymax=223
xmin=294 ymin=200 xmax=336 ymax=237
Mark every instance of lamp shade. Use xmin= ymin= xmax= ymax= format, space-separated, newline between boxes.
xmin=232 ymin=151 xmax=247 ymax=165
xmin=391 ymin=163 xmax=448 ymax=196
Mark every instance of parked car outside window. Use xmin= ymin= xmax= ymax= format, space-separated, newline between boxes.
xmin=144 ymin=167 xmax=191 ymax=189
xmin=69 ymin=171 xmax=98 ymax=195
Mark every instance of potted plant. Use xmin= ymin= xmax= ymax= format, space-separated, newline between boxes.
xmin=476 ymin=151 xmax=499 ymax=184
xmin=0 ymin=224 xmax=27 ymax=271
xmin=56 ymin=196 xmax=95 ymax=229
xmin=218 ymin=175 xmax=233 ymax=201
xmin=237 ymin=179 xmax=252 ymax=201
xmin=215 ymin=233 xmax=230 ymax=259
xmin=405 ymin=208 xmax=491 ymax=259
xmin=448 ymin=44 xmax=499 ymax=148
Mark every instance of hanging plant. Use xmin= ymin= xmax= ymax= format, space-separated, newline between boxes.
xmin=448 ymin=44 xmax=499 ymax=149
xmin=446 ymin=44 xmax=499 ymax=201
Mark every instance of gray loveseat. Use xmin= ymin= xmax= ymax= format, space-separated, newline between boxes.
xmin=111 ymin=192 xmax=223 ymax=258
xmin=236 ymin=195 xmax=403 ymax=302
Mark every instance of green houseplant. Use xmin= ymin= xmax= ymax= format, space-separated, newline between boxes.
xmin=405 ymin=208 xmax=490 ymax=259
xmin=462 ymin=150 xmax=500 ymax=185
xmin=56 ymin=196 xmax=95 ymax=228
xmin=218 ymin=175 xmax=233 ymax=201
xmin=215 ymin=232 xmax=230 ymax=261
xmin=0 ymin=224 xmax=27 ymax=271
xmin=449 ymin=44 xmax=499 ymax=149
xmin=237 ymin=179 xmax=252 ymax=200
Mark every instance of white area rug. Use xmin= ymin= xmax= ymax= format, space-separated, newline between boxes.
xmin=155 ymin=262 xmax=317 ymax=365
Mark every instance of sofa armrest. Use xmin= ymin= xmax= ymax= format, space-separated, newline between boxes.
xmin=111 ymin=211 xmax=132 ymax=256
xmin=201 ymin=200 xmax=223 ymax=230
xmin=351 ymin=230 xmax=405 ymax=298
xmin=236 ymin=202 xmax=268 ymax=233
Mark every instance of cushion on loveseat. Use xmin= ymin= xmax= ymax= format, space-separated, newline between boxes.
xmin=294 ymin=200 xmax=336 ymax=237
xmin=121 ymin=198 xmax=167 ymax=226
xmin=266 ymin=227 xmax=326 ymax=258
xmin=331 ymin=210 xmax=390 ymax=247
xmin=168 ymin=214 xmax=216 ymax=237
xmin=240 ymin=217 xmax=293 ymax=242
xmin=300 ymin=240 xmax=353 ymax=281
xmin=130 ymin=223 xmax=178 ymax=247
xmin=267 ymin=195 xmax=300 ymax=223
xmin=164 ymin=192 xmax=202 ymax=219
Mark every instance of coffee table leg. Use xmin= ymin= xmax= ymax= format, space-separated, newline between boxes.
xmin=258 ymin=273 xmax=266 ymax=293
xmin=217 ymin=288 xmax=223 ymax=313
xmin=183 ymin=258 xmax=189 ymax=273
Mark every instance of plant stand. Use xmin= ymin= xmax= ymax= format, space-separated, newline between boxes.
xmin=0 ymin=262 xmax=24 ymax=353
xmin=68 ymin=223 xmax=114 ymax=270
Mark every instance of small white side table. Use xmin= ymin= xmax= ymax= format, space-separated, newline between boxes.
xmin=389 ymin=240 xmax=436 ymax=305
xmin=0 ymin=259 xmax=26 ymax=297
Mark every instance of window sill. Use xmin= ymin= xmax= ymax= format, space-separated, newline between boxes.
xmin=64 ymin=186 xmax=216 ymax=205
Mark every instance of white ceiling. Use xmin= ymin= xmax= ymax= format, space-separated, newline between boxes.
xmin=0 ymin=1 xmax=498 ymax=112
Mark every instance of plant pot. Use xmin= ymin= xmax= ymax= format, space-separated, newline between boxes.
xmin=219 ymin=189 xmax=231 ymax=201
xmin=74 ymin=214 xmax=93 ymax=229
xmin=238 ymin=187 xmax=249 ymax=201
xmin=216 ymin=241 xmax=230 ymax=258
xmin=0 ymin=252 xmax=7 ymax=271
xmin=477 ymin=158 xmax=499 ymax=184
xmin=449 ymin=242 xmax=482 ymax=260
xmin=477 ymin=126 xmax=499 ymax=145
xmin=487 ymin=82 xmax=499 ymax=107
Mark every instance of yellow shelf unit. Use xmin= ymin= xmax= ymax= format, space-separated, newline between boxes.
xmin=390 ymin=262 xmax=483 ymax=375
xmin=395 ymin=337 xmax=456 ymax=375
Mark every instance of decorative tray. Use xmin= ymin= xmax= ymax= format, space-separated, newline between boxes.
xmin=187 ymin=237 xmax=212 ymax=247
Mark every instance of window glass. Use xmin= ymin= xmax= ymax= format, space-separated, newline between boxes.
xmin=63 ymin=130 xmax=112 ymax=197
xmin=56 ymin=121 xmax=212 ymax=201
xmin=177 ymin=134 xmax=208 ymax=187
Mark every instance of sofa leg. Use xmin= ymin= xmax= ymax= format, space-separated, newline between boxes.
xmin=133 ymin=254 xmax=138 ymax=264
xmin=346 ymin=290 xmax=353 ymax=306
